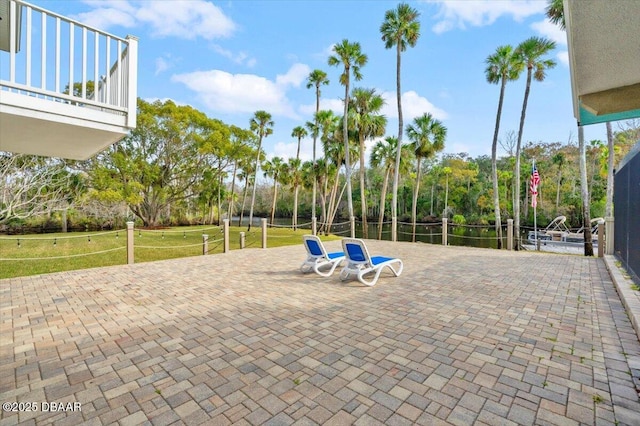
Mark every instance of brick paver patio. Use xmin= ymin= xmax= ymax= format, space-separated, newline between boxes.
xmin=1 ymin=240 xmax=639 ymax=425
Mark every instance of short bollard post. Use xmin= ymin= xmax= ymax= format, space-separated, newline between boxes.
xmin=507 ymin=219 xmax=513 ymax=250
xmin=605 ymin=216 xmax=614 ymax=255
xmin=239 ymin=232 xmax=245 ymax=249
xmin=126 ymin=221 xmax=134 ymax=264
xmin=202 ymin=234 xmax=208 ymax=255
xmin=261 ymin=218 xmax=267 ymax=248
xmin=223 ymin=219 xmax=229 ymax=253
xmin=312 ymin=217 xmax=317 ymax=236
xmin=597 ymin=220 xmax=604 ymax=258
xmin=350 ymin=216 xmax=355 ymax=238
xmin=442 ymin=218 xmax=448 ymax=246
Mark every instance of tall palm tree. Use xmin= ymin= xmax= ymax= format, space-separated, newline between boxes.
xmin=546 ymin=0 xmax=595 ymax=256
xmin=406 ymin=113 xmax=447 ymax=242
xmin=380 ymin=2 xmax=420 ymax=241
xmin=290 ymin=126 xmax=308 ymax=230
xmin=237 ymin=160 xmax=255 ymax=227
xmin=291 ymin=126 xmax=307 ymax=162
xmin=248 ymin=110 xmax=274 ymax=231
xmin=485 ymin=45 xmax=523 ymax=249
xmin=552 ymin=151 xmax=565 ymax=210
xmin=578 ymin=127 xmax=594 ymax=256
xmin=306 ymin=70 xmax=330 ymax=230
xmin=262 ymin=156 xmax=287 ymax=226
xmin=328 ymin=39 xmax=367 ymax=235
xmin=349 ymin=87 xmax=387 ymax=238
xmin=371 ymin=136 xmax=397 ymax=240
xmin=513 ymin=36 xmax=556 ymax=249
xmin=227 ymin=125 xmax=255 ymax=221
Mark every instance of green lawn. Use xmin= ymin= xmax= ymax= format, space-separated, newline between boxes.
xmin=0 ymin=225 xmax=340 ymax=279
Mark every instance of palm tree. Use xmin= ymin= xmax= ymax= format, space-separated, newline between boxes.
xmin=349 ymin=87 xmax=387 ymax=238
xmin=290 ymin=126 xmax=308 ymax=230
xmin=513 ymin=36 xmax=556 ymax=249
xmin=545 ymin=0 xmax=595 ymax=256
xmin=237 ymin=160 xmax=255 ymax=227
xmin=315 ymin=110 xmax=340 ymax=227
xmin=546 ymin=0 xmax=565 ymax=29
xmin=328 ymin=40 xmax=367 ymax=235
xmin=227 ymin=125 xmax=255 ymax=222
xmin=306 ymin=70 xmax=330 ymax=231
xmin=406 ymin=113 xmax=447 ymax=242
xmin=371 ymin=136 xmax=397 ymax=240
xmin=291 ymin=126 xmax=307 ymax=162
xmin=552 ymin=152 xmax=565 ymax=210
xmin=578 ymin=127 xmax=594 ymax=255
xmin=485 ymin=45 xmax=523 ymax=249
xmin=262 ymin=156 xmax=287 ymax=226
xmin=380 ymin=2 xmax=420 ymax=241
xmin=248 ymin=110 xmax=274 ymax=231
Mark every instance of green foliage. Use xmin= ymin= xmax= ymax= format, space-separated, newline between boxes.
xmin=452 ymin=215 xmax=466 ymax=225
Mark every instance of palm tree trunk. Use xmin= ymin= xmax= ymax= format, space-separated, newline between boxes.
xmin=239 ymin=180 xmax=249 ymax=226
xmin=555 ymin=168 xmax=562 ymax=210
xmin=293 ymin=184 xmax=299 ymax=231
xmin=228 ymin=161 xmax=238 ymax=220
xmin=605 ymin=122 xmax=614 ymax=217
xmin=578 ymin=126 xmax=593 ymax=256
xmin=248 ymin=138 xmax=263 ymax=231
xmin=359 ymin=134 xmax=368 ymax=238
xmin=391 ymin=42 xmax=403 ymax=242
xmin=444 ymin=174 xmax=449 ymax=215
xmin=411 ymin=159 xmax=422 ymax=242
xmin=325 ymin=170 xmax=341 ymax=235
xmin=270 ymin=182 xmax=277 ymax=225
xmin=378 ymin=167 xmax=391 ymax=240
xmin=491 ymin=77 xmax=507 ymax=249
xmin=326 ymin=177 xmax=347 ymax=236
xmin=514 ymin=68 xmax=532 ymax=249
xmin=343 ymin=81 xmax=354 ymax=229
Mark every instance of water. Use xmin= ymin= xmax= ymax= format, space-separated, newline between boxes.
xmin=260 ymin=217 xmax=507 ymax=249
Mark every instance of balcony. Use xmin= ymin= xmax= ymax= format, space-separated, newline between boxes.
xmin=0 ymin=0 xmax=138 ymax=160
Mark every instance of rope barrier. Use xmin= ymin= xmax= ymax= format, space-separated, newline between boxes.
xmin=0 ymin=229 xmax=124 ymax=241
xmin=134 ymin=242 xmax=206 ymax=249
xmin=1 ymin=246 xmax=126 ymax=261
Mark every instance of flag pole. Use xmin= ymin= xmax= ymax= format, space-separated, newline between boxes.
xmin=533 ymin=159 xmax=538 ymax=250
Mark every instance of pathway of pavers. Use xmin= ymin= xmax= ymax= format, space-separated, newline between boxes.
xmin=1 ymin=240 xmax=639 ymax=425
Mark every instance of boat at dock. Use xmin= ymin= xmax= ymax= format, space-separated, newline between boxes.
xmin=527 ymin=215 xmax=602 ymax=249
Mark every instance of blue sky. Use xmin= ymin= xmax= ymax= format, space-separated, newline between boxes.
xmin=39 ymin=0 xmax=606 ymax=162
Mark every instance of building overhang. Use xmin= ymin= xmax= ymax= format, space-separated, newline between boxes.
xmin=564 ymin=0 xmax=640 ymax=126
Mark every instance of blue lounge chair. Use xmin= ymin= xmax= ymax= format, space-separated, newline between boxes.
xmin=300 ymin=235 xmax=345 ymax=277
xmin=339 ymin=238 xmax=403 ymax=286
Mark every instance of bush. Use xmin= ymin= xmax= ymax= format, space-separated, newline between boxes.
xmin=452 ymin=214 xmax=466 ymax=225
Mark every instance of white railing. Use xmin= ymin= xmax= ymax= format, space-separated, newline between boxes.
xmin=0 ymin=0 xmax=137 ymax=127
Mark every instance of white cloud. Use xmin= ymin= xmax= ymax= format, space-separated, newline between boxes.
xmin=171 ymin=64 xmax=311 ymax=118
xmin=211 ymin=44 xmax=255 ymax=67
xmin=155 ymin=57 xmax=170 ymax=75
xmin=75 ymin=0 xmax=235 ymax=39
xmin=271 ymin=140 xmax=313 ymax=162
xmin=313 ymin=44 xmax=336 ymax=61
xmin=299 ymin=98 xmax=344 ymax=116
xmin=276 ymin=63 xmax=312 ymax=88
xmin=382 ymin=91 xmax=448 ymax=121
xmin=74 ymin=7 xmax=137 ymax=29
xmin=429 ymin=0 xmax=546 ymax=34
xmin=530 ymin=19 xmax=567 ymax=46
xmin=557 ymin=50 xmax=569 ymax=67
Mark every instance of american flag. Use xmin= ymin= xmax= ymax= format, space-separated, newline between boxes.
xmin=530 ymin=163 xmax=540 ymax=208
